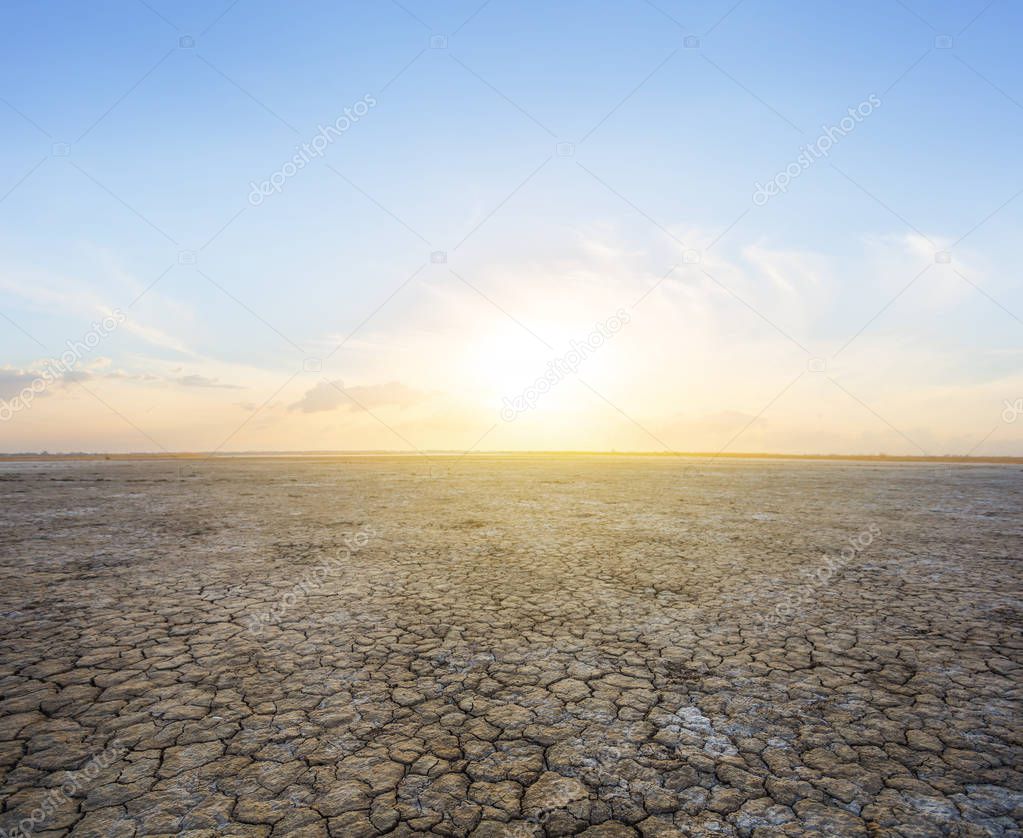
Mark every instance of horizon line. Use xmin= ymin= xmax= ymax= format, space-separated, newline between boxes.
xmin=1 ymin=450 xmax=1021 ymax=465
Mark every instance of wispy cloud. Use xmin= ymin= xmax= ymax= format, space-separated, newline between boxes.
xmin=175 ymin=374 xmax=244 ymax=389
xmin=0 ymin=367 xmax=48 ymax=401
xmin=289 ymin=380 xmax=428 ymax=414
xmin=0 ymin=268 xmax=196 ymax=357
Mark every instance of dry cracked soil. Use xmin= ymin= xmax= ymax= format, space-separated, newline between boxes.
xmin=0 ymin=456 xmax=1020 ymax=837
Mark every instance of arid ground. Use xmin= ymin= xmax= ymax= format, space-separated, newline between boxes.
xmin=0 ymin=456 xmax=1020 ymax=837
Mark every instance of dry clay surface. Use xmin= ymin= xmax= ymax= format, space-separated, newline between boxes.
xmin=0 ymin=456 xmax=1021 ymax=837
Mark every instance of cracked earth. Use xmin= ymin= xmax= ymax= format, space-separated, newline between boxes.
xmin=0 ymin=456 xmax=1021 ymax=837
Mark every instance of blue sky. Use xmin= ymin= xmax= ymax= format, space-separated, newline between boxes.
xmin=0 ymin=0 xmax=1021 ymax=454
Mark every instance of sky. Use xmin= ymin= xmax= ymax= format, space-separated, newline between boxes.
xmin=0 ymin=0 xmax=1021 ymax=455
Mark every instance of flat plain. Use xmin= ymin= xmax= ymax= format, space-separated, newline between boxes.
xmin=0 ymin=456 xmax=1020 ymax=837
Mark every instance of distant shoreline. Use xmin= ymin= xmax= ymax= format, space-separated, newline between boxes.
xmin=1 ymin=451 xmax=1021 ymax=465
